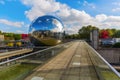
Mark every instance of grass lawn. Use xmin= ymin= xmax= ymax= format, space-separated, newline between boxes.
xmin=101 ymin=70 xmax=120 ymax=80
xmin=0 ymin=63 xmax=38 ymax=80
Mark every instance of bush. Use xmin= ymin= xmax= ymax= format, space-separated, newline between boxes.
xmin=113 ymin=42 xmax=120 ymax=48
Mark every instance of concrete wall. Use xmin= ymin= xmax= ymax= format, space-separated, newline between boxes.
xmin=97 ymin=48 xmax=120 ymax=64
xmin=91 ymin=30 xmax=99 ymax=49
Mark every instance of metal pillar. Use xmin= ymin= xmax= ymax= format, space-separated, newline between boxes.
xmin=91 ymin=30 xmax=99 ymax=49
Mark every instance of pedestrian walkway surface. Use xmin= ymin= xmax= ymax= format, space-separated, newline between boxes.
xmin=0 ymin=49 xmax=32 ymax=60
xmin=25 ymin=41 xmax=99 ymax=80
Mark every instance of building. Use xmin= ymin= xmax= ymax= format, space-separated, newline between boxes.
xmin=0 ymin=35 xmax=4 ymax=42
xmin=0 ymin=35 xmax=4 ymax=47
xmin=101 ymin=38 xmax=120 ymax=45
xmin=113 ymin=38 xmax=120 ymax=43
xmin=101 ymin=38 xmax=114 ymax=45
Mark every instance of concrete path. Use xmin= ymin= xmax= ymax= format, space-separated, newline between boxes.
xmin=25 ymin=41 xmax=99 ymax=80
xmin=0 ymin=49 xmax=32 ymax=60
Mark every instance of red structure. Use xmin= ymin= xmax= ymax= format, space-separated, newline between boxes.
xmin=21 ymin=34 xmax=28 ymax=40
xmin=100 ymin=30 xmax=109 ymax=39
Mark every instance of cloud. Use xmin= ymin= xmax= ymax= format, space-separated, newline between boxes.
xmin=83 ymin=1 xmax=96 ymax=9
xmin=22 ymin=0 xmax=61 ymax=21
xmin=0 ymin=19 xmax=24 ymax=27
xmin=0 ymin=0 xmax=5 ymax=5
xmin=60 ymin=9 xmax=91 ymax=24
xmin=16 ymin=30 xmax=24 ymax=33
xmin=107 ymin=16 xmax=120 ymax=22
xmin=112 ymin=2 xmax=120 ymax=12
xmin=112 ymin=8 xmax=120 ymax=12
xmin=95 ymin=14 xmax=107 ymax=22
xmin=21 ymin=0 xmax=120 ymax=34
xmin=112 ymin=2 xmax=120 ymax=6
xmin=94 ymin=15 xmax=120 ymax=29
xmin=0 ymin=0 xmax=17 ymax=5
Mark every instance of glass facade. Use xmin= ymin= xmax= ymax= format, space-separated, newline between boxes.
xmin=29 ymin=15 xmax=64 ymax=46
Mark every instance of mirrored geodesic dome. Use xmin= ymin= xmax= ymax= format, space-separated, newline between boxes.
xmin=29 ymin=15 xmax=64 ymax=46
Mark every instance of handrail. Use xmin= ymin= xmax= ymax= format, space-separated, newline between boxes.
xmin=0 ymin=49 xmax=31 ymax=56
xmin=85 ymin=42 xmax=120 ymax=78
xmin=0 ymin=41 xmax=74 ymax=65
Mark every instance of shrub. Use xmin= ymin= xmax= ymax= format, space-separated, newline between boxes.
xmin=113 ymin=42 xmax=120 ymax=48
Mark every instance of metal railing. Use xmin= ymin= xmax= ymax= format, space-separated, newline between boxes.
xmin=0 ymin=41 xmax=73 ymax=65
xmin=0 ymin=41 xmax=74 ymax=80
xmin=85 ymin=41 xmax=120 ymax=80
xmin=0 ymin=40 xmax=119 ymax=80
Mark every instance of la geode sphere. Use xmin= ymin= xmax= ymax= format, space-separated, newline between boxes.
xmin=29 ymin=15 xmax=64 ymax=46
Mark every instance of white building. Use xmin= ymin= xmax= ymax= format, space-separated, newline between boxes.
xmin=101 ymin=38 xmax=120 ymax=45
xmin=113 ymin=38 xmax=120 ymax=43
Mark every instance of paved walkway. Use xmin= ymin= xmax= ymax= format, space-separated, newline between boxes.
xmin=0 ymin=49 xmax=32 ymax=60
xmin=25 ymin=41 xmax=99 ymax=80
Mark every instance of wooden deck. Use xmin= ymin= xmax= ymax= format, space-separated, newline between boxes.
xmin=25 ymin=41 xmax=99 ymax=80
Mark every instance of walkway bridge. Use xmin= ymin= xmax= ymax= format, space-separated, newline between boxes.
xmin=0 ymin=40 xmax=120 ymax=80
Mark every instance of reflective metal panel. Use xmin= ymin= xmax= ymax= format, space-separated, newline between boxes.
xmin=29 ymin=15 xmax=64 ymax=46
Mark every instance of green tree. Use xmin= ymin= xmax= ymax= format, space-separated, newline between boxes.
xmin=3 ymin=33 xmax=22 ymax=40
xmin=13 ymin=34 xmax=21 ymax=40
xmin=111 ymin=29 xmax=117 ymax=33
xmin=0 ymin=30 xmax=2 ymax=34
xmin=3 ymin=33 xmax=14 ymax=40
xmin=4 ymin=33 xmax=14 ymax=37
xmin=100 ymin=29 xmax=117 ymax=38
xmin=78 ymin=25 xmax=98 ymax=40
xmin=113 ymin=30 xmax=120 ymax=38
xmin=106 ymin=29 xmax=117 ymax=37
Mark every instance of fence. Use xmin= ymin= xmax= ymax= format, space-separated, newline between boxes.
xmin=85 ymin=42 xmax=120 ymax=80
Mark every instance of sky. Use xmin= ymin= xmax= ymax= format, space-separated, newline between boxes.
xmin=0 ymin=0 xmax=120 ymax=34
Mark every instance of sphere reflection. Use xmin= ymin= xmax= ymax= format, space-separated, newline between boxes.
xmin=29 ymin=15 xmax=64 ymax=46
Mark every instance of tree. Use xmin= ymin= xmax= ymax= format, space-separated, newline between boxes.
xmin=13 ymin=34 xmax=21 ymax=40
xmin=113 ymin=30 xmax=120 ymax=38
xmin=99 ymin=29 xmax=117 ymax=38
xmin=65 ymin=34 xmax=80 ymax=39
xmin=3 ymin=33 xmax=14 ymax=40
xmin=4 ymin=33 xmax=14 ymax=37
xmin=0 ymin=30 xmax=2 ymax=34
xmin=99 ymin=30 xmax=109 ymax=39
xmin=3 ymin=33 xmax=21 ymax=40
xmin=78 ymin=25 xmax=98 ymax=40
xmin=106 ymin=29 xmax=117 ymax=37
xmin=111 ymin=29 xmax=117 ymax=34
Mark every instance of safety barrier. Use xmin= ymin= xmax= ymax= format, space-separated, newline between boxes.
xmin=85 ymin=41 xmax=120 ymax=80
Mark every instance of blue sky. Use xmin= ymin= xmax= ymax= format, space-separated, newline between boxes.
xmin=57 ymin=0 xmax=120 ymax=16
xmin=0 ymin=0 xmax=120 ymax=34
